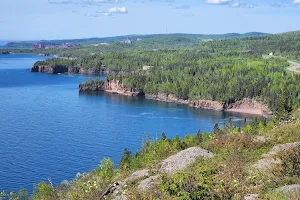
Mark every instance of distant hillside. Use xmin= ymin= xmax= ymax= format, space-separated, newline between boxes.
xmin=4 ymin=32 xmax=267 ymax=47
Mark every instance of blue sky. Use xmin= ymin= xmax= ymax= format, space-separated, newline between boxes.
xmin=0 ymin=0 xmax=300 ymax=40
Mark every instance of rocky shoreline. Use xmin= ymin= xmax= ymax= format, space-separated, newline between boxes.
xmin=79 ymin=79 xmax=272 ymax=116
xmin=146 ymin=93 xmax=272 ymax=116
xmin=79 ymin=79 xmax=145 ymax=97
xmin=0 ymin=51 xmax=11 ymax=55
xmin=30 ymin=64 xmax=110 ymax=75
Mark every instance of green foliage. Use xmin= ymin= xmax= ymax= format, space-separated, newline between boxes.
xmin=96 ymin=158 xmax=115 ymax=181
xmin=160 ymin=159 xmax=217 ymax=199
xmin=160 ymin=132 xmax=167 ymax=140
xmin=32 ymin=182 xmax=57 ymax=200
xmin=213 ymin=123 xmax=220 ymax=135
xmin=195 ymin=129 xmax=203 ymax=145
xmin=119 ymin=133 xmax=201 ymax=171
xmin=0 ymin=189 xmax=29 ymax=200
xmin=119 ymin=148 xmax=132 ymax=169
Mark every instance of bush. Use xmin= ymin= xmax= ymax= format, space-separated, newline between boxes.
xmin=160 ymin=159 xmax=217 ymax=199
xmin=96 ymin=158 xmax=115 ymax=181
xmin=32 ymin=182 xmax=57 ymax=200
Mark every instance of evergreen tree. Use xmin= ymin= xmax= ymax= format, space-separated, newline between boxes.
xmin=161 ymin=132 xmax=167 ymax=140
xmin=213 ymin=123 xmax=220 ymax=134
xmin=243 ymin=117 xmax=247 ymax=126
xmin=118 ymin=148 xmax=131 ymax=169
xmin=196 ymin=129 xmax=203 ymax=144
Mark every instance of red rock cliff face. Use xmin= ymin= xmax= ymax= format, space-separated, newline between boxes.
xmin=146 ymin=93 xmax=224 ymax=111
xmin=79 ymin=80 xmax=271 ymax=116
xmin=79 ymin=79 xmax=145 ymax=97
xmin=225 ymin=98 xmax=272 ymax=116
xmin=30 ymin=65 xmax=109 ymax=75
xmin=146 ymin=93 xmax=271 ymax=116
xmin=104 ymin=80 xmax=145 ymax=97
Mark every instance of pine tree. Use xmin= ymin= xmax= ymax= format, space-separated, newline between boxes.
xmin=213 ymin=123 xmax=220 ymax=134
xmin=161 ymin=132 xmax=167 ymax=140
xmin=196 ymin=129 xmax=202 ymax=144
xmin=118 ymin=148 xmax=131 ymax=169
xmin=243 ymin=117 xmax=247 ymax=126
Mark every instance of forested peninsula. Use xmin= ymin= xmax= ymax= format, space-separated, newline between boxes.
xmin=29 ymin=31 xmax=300 ymax=116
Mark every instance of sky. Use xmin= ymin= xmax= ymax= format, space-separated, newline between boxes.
xmin=0 ymin=0 xmax=300 ymax=40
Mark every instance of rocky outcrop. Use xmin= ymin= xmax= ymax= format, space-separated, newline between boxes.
xmin=126 ymin=169 xmax=149 ymax=183
xmin=30 ymin=65 xmax=109 ymax=75
xmin=79 ymin=79 xmax=145 ymax=97
xmin=147 ymin=93 xmax=224 ymax=111
xmin=275 ymin=184 xmax=300 ymax=195
xmin=103 ymin=80 xmax=145 ymax=97
xmin=79 ymin=79 xmax=271 ymax=116
xmin=137 ymin=175 xmax=159 ymax=191
xmin=79 ymin=81 xmax=105 ymax=91
xmin=242 ymin=194 xmax=259 ymax=200
xmin=160 ymin=147 xmax=214 ymax=175
xmin=0 ymin=51 xmax=10 ymax=55
xmin=225 ymin=98 xmax=272 ymax=116
xmin=253 ymin=142 xmax=300 ymax=172
xmin=147 ymin=93 xmax=270 ymax=116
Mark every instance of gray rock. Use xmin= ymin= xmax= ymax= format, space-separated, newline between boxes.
xmin=253 ymin=142 xmax=300 ymax=172
xmin=275 ymin=184 xmax=300 ymax=194
xmin=262 ymin=142 xmax=300 ymax=158
xmin=113 ymin=194 xmax=127 ymax=200
xmin=242 ymin=194 xmax=259 ymax=200
xmin=160 ymin=147 xmax=214 ymax=175
xmin=126 ymin=169 xmax=149 ymax=183
xmin=137 ymin=175 xmax=159 ymax=191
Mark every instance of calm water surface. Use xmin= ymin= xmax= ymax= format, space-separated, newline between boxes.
xmin=0 ymin=54 xmax=252 ymax=192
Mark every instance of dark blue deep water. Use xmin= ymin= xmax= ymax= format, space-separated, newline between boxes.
xmin=0 ymin=54 xmax=252 ymax=192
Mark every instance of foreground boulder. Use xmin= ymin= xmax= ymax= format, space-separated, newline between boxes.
xmin=160 ymin=147 xmax=214 ymax=175
xmin=126 ymin=169 xmax=149 ymax=183
xmin=137 ymin=175 xmax=159 ymax=191
xmin=253 ymin=142 xmax=300 ymax=172
xmin=275 ymin=184 xmax=300 ymax=195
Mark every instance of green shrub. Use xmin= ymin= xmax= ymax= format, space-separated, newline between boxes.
xmin=96 ymin=158 xmax=115 ymax=181
xmin=32 ymin=182 xmax=57 ymax=200
xmin=160 ymin=159 xmax=217 ymax=199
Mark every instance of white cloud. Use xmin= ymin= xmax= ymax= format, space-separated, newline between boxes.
xmin=230 ymin=2 xmax=254 ymax=8
xmin=205 ymin=0 xmax=232 ymax=5
xmin=176 ymin=5 xmax=191 ymax=9
xmin=90 ymin=7 xmax=128 ymax=17
xmin=231 ymin=2 xmax=239 ymax=7
xmin=108 ymin=7 xmax=128 ymax=13
xmin=293 ymin=0 xmax=300 ymax=4
xmin=97 ymin=11 xmax=113 ymax=16
xmin=48 ymin=0 xmax=119 ymax=5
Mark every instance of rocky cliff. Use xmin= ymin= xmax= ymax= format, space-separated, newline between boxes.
xmin=79 ymin=80 xmax=271 ymax=116
xmin=30 ymin=65 xmax=109 ymax=75
xmin=225 ymin=98 xmax=272 ymax=116
xmin=79 ymin=79 xmax=145 ymax=97
xmin=146 ymin=93 xmax=271 ymax=116
xmin=146 ymin=93 xmax=224 ymax=111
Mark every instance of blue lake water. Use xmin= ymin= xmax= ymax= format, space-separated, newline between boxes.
xmin=0 ymin=54 xmax=252 ymax=192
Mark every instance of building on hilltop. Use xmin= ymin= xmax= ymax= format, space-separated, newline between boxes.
xmin=34 ymin=43 xmax=45 ymax=49
xmin=123 ymin=38 xmax=132 ymax=44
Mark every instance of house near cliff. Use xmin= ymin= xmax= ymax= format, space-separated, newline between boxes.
xmin=143 ymin=66 xmax=154 ymax=71
xmin=123 ymin=38 xmax=132 ymax=44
